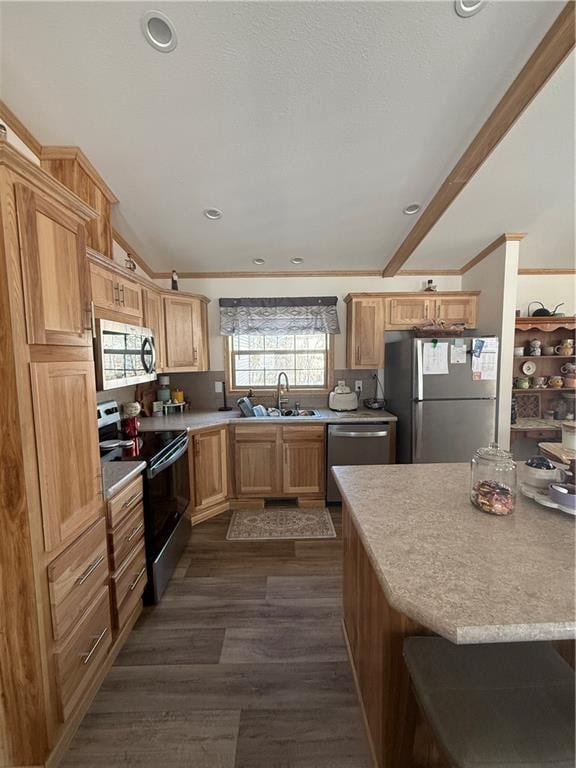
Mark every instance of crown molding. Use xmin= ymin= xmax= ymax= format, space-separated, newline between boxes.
xmin=0 ymin=99 xmax=43 ymax=157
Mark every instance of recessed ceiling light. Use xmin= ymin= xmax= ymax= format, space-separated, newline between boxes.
xmin=252 ymin=258 xmax=266 ymax=265
xmin=290 ymin=257 xmax=304 ymax=265
xmin=454 ymin=0 xmax=487 ymax=19
xmin=141 ymin=11 xmax=177 ymax=53
xmin=203 ymin=208 xmax=223 ymax=220
xmin=403 ymin=204 xmax=421 ymax=215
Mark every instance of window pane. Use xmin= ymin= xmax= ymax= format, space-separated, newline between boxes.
xmin=264 ymin=353 xmax=295 ymax=370
xmin=295 ymin=369 xmax=325 ymax=386
xmin=235 ymin=370 xmax=250 ymax=386
xmin=295 ymin=334 xmax=326 ymax=350
xmin=296 ymin=353 xmax=325 ymax=370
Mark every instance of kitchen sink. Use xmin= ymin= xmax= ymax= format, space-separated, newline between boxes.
xmin=245 ymin=408 xmax=321 ymax=418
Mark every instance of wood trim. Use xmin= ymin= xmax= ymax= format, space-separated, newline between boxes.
xmin=382 ymin=2 xmax=575 ymax=277
xmin=459 ymin=233 xmax=526 ymax=274
xmin=154 ymin=269 xmax=384 ymax=279
xmin=40 ymin=146 xmax=118 ymax=203
xmin=112 ymin=228 xmax=156 ymax=279
xmin=519 ymin=268 xmax=576 ymax=275
xmin=0 ymin=99 xmax=43 ymax=158
xmin=515 ymin=315 xmax=576 ymax=331
xmin=397 ymin=269 xmax=461 ymax=276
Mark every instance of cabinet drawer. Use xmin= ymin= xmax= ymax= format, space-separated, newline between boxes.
xmin=282 ymin=425 xmax=325 ymax=442
xmin=111 ymin=544 xmax=147 ymax=628
xmin=48 ymin=518 xmax=109 ymax=642
xmin=107 ymin=475 xmax=144 ymax=528
xmin=234 ymin=424 xmax=278 ymax=441
xmin=55 ymin=586 xmax=112 ymax=719
xmin=108 ymin=502 xmax=145 ymax=572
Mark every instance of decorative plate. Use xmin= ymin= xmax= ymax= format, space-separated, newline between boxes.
xmin=520 ymin=482 xmax=575 ymax=517
xmin=521 ymin=360 xmax=537 ymax=376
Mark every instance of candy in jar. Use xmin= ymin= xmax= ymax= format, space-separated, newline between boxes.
xmin=470 ymin=443 xmax=516 ymax=516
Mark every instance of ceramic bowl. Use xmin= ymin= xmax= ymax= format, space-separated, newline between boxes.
xmin=548 ymin=483 xmax=576 ymax=509
xmin=523 ymin=465 xmax=559 ymax=489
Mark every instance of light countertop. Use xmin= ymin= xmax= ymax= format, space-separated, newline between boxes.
xmin=101 ymin=460 xmax=146 ymax=500
xmin=333 ymin=463 xmax=575 ymax=645
xmin=137 ymin=407 xmax=397 ymax=433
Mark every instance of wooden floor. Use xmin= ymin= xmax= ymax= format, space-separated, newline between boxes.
xmin=61 ymin=508 xmax=371 ymax=768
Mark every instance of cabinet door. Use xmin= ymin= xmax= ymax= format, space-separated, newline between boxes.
xmin=117 ymin=277 xmax=142 ymax=319
xmin=164 ymin=296 xmax=203 ymax=371
xmin=142 ymin=289 xmax=165 ymax=372
xmin=387 ymin=297 xmax=433 ymax=329
xmin=16 ymin=184 xmax=92 ymax=346
xmin=193 ymin=428 xmax=228 ymax=510
xmin=283 ymin=441 xmax=325 ymax=495
xmin=234 ymin=441 xmax=279 ymax=496
xmin=31 ymin=361 xmax=103 ymax=551
xmin=90 ymin=263 xmax=119 ymax=312
xmin=435 ymin=296 xmax=477 ymax=328
xmin=347 ymin=298 xmax=385 ymax=368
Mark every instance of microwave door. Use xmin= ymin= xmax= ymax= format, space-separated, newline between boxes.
xmin=95 ymin=319 xmax=157 ymax=390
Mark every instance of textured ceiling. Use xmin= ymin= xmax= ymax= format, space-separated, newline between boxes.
xmin=0 ymin=1 xmax=568 ymax=272
xmin=406 ymin=51 xmax=575 ymax=271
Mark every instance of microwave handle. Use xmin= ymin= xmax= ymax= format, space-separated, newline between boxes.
xmin=149 ymin=336 xmax=157 ymax=373
xmin=140 ymin=337 xmax=155 ymax=374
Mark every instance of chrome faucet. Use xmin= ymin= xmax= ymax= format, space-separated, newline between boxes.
xmin=276 ymin=372 xmax=290 ymax=412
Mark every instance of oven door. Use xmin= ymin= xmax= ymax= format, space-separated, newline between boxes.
xmin=95 ymin=319 xmax=156 ymax=390
xmin=145 ymin=437 xmax=190 ymax=561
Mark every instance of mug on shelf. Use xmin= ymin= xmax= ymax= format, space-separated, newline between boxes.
xmin=513 ymin=347 xmax=525 ymax=357
xmin=543 ymin=409 xmax=555 ymax=420
xmin=542 ymin=345 xmax=555 ymax=356
xmin=548 ymin=376 xmax=564 ymax=389
xmin=561 ymin=363 xmax=576 ymax=375
xmin=514 ymin=377 xmax=531 ymax=389
xmin=533 ymin=376 xmax=548 ymax=389
xmin=565 ymin=376 xmax=576 ymax=388
xmin=555 ymin=344 xmax=574 ymax=356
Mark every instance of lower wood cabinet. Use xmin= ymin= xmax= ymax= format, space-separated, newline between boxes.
xmin=232 ymin=424 xmax=326 ymax=500
xmin=191 ymin=427 xmax=229 ymax=516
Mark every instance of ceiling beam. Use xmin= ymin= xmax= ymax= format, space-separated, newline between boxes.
xmin=459 ymin=233 xmax=525 ymax=274
xmin=382 ymin=1 xmax=575 ymax=277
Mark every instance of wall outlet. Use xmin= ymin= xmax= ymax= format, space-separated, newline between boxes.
xmin=214 ymin=381 xmax=223 ymax=393
xmin=354 ymin=380 xmax=363 ymax=393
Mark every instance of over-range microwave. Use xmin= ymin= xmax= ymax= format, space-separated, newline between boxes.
xmin=95 ymin=318 xmax=156 ymax=390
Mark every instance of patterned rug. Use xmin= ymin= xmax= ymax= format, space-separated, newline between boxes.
xmin=226 ymin=507 xmax=336 ymax=541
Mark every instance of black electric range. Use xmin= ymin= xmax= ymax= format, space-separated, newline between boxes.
xmin=97 ymin=401 xmax=191 ymax=604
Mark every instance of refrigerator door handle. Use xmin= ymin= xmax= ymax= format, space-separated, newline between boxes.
xmin=416 ymin=340 xmax=424 ymax=401
xmin=414 ymin=402 xmax=423 ymax=462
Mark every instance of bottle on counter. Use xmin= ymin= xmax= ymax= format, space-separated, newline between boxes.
xmin=470 ymin=442 xmax=516 ymax=516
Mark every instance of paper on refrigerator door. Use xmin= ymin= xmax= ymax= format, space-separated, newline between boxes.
xmin=450 ymin=345 xmax=467 ymax=364
xmin=471 ymin=337 xmax=498 ymax=380
xmin=422 ymin=342 xmax=449 ymax=375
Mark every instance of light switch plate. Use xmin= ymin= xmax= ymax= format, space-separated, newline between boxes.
xmin=214 ymin=381 xmax=223 ymax=393
xmin=355 ymin=380 xmax=363 ymax=393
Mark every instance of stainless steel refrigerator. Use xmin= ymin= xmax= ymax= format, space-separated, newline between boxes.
xmin=386 ymin=336 xmax=497 ymax=463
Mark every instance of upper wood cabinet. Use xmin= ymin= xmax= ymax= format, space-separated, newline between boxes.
xmin=15 ymin=184 xmax=92 ymax=347
xmin=346 ymin=297 xmax=386 ymax=369
xmin=40 ymin=147 xmax=117 ymax=258
xmin=192 ymin=427 xmax=228 ymax=513
xmin=90 ymin=262 xmax=142 ymax=322
xmin=142 ymin=288 xmax=165 ymax=372
xmin=163 ymin=295 xmax=209 ymax=372
xmin=345 ymin=292 xmax=479 ymax=368
xmin=30 ymin=360 xmax=104 ymax=551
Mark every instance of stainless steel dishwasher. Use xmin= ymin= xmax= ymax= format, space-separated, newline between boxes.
xmin=326 ymin=423 xmax=391 ymax=502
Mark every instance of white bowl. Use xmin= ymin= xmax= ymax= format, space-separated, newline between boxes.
xmin=522 ymin=465 xmax=559 ymax=489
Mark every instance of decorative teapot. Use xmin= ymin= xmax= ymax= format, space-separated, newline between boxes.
xmin=528 ymin=301 xmax=565 ymax=317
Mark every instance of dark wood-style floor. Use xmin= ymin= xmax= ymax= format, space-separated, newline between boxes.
xmin=62 ymin=508 xmax=371 ymax=768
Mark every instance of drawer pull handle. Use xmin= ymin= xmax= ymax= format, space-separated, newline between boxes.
xmin=76 ymin=553 xmax=105 ymax=586
xmin=81 ymin=626 xmax=108 ymax=665
xmin=129 ymin=565 xmax=146 ymax=592
xmin=126 ymin=522 xmax=144 ymax=542
xmin=121 ymin=492 xmax=142 ymax=510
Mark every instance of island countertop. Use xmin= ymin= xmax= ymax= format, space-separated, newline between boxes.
xmin=333 ymin=463 xmax=575 ymax=644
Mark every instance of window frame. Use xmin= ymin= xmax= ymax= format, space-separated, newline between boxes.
xmin=224 ymin=333 xmax=334 ymax=395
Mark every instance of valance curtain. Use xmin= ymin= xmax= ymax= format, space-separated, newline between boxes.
xmin=219 ymin=297 xmax=340 ymax=336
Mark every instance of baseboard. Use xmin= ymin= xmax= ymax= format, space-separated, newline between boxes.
xmin=45 ymin=603 xmax=142 ymax=768
xmin=297 ymin=496 xmax=326 ymax=507
xmin=341 ymin=619 xmax=379 ymax=768
xmin=229 ymin=498 xmax=266 ymax=509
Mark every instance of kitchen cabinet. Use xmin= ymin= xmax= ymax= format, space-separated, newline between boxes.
xmin=15 ymin=183 xmax=92 ymax=347
xmin=385 ymin=293 xmax=479 ymax=330
xmin=282 ymin=425 xmax=325 ymax=496
xmin=142 ymin=287 xmax=165 ymax=372
xmin=387 ymin=296 xmax=434 ymax=328
xmin=30 ymin=360 xmax=104 ymax=551
xmin=434 ymin=295 xmax=477 ymax=327
xmin=232 ymin=423 xmax=325 ymax=501
xmin=163 ymin=294 xmax=209 ymax=372
xmin=346 ymin=296 xmax=386 ymax=368
xmin=40 ymin=145 xmax=117 ymax=258
xmin=191 ymin=427 xmax=229 ymax=520
xmin=90 ymin=262 xmax=142 ymax=321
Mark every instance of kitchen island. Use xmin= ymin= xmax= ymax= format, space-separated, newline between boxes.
xmin=333 ymin=463 xmax=575 ymax=768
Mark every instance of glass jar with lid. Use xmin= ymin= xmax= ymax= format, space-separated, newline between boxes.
xmin=470 ymin=442 xmax=516 ymax=515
